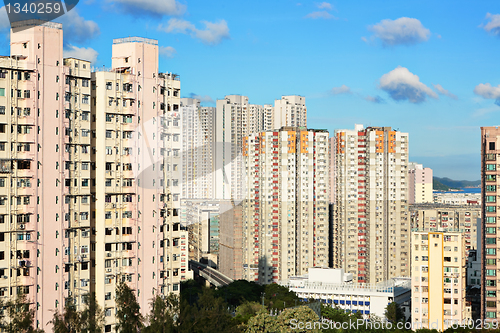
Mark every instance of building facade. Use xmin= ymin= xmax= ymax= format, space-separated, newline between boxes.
xmin=0 ymin=21 xmax=191 ymax=331
xmin=91 ymin=37 xmax=191 ymax=330
xmin=241 ymin=127 xmax=329 ymax=284
xmin=332 ymin=124 xmax=409 ymax=284
xmin=410 ymin=204 xmax=480 ymax=253
xmin=282 ymin=268 xmax=411 ymax=320
xmin=481 ymin=126 xmax=500 ymax=323
xmin=408 ymin=163 xmax=433 ymax=204
xmin=411 ymin=230 xmax=468 ymax=330
xmin=0 ymin=20 xmax=93 ymax=330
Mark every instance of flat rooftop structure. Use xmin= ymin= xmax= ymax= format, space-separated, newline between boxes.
xmin=113 ymin=37 xmax=158 ymax=45
xmin=11 ymin=20 xmax=62 ymax=30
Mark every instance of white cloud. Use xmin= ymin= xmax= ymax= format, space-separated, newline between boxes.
xmin=365 ymin=95 xmax=385 ymax=103
xmin=433 ymin=84 xmax=458 ymax=100
xmin=159 ymin=19 xmax=230 ymax=46
xmin=483 ymin=13 xmax=500 ymax=36
xmin=159 ymin=46 xmax=177 ymax=58
xmin=0 ymin=7 xmax=9 ymax=30
xmin=331 ymin=85 xmax=352 ymax=95
xmin=379 ymin=66 xmax=437 ymax=103
xmin=305 ymin=11 xmax=336 ymax=19
xmin=368 ymin=17 xmax=431 ymax=46
xmin=317 ymin=2 xmax=333 ymax=10
xmin=109 ymin=0 xmax=185 ymax=16
xmin=57 ymin=10 xmax=100 ymax=43
xmin=63 ymin=45 xmax=98 ymax=63
xmin=473 ymin=83 xmax=500 ymax=106
xmin=189 ymin=93 xmax=214 ymax=104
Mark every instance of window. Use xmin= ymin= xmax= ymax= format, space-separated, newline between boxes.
xmin=490 ymin=142 xmax=496 ymax=151
xmin=82 ymin=79 xmax=89 ymax=87
xmin=82 ymin=95 xmax=89 ymax=104
xmin=487 ymin=269 xmax=497 ymax=276
xmin=0 ymin=88 xmax=5 ymax=97
xmin=106 ymin=82 xmax=112 ymax=90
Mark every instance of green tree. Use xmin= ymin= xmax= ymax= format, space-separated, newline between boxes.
xmin=115 ymin=282 xmax=144 ymax=333
xmin=385 ymin=302 xmax=404 ymax=323
xmin=80 ymin=293 xmax=105 ymax=333
xmin=263 ymin=284 xmax=299 ymax=310
xmin=234 ymin=301 xmax=262 ymax=324
xmin=215 ymin=280 xmax=264 ymax=308
xmin=178 ymin=288 xmax=241 ymax=333
xmin=245 ymin=310 xmax=280 ymax=333
xmin=49 ymin=300 xmax=82 ymax=333
xmin=143 ymin=294 xmax=178 ymax=333
xmin=246 ymin=306 xmax=321 ymax=333
xmin=3 ymin=293 xmax=43 ymax=333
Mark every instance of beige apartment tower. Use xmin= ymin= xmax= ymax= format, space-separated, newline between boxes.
xmin=332 ymin=124 xmax=409 ymax=284
xmin=411 ymin=230 xmax=468 ymax=330
xmin=241 ymin=127 xmax=329 ymax=283
xmin=481 ymin=126 xmax=500 ymax=323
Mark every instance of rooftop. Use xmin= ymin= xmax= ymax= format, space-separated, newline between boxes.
xmin=11 ymin=20 xmax=62 ymax=30
xmin=113 ymin=37 xmax=158 ymax=45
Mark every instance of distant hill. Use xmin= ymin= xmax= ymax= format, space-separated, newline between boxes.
xmin=433 ymin=178 xmax=456 ymax=191
xmin=433 ymin=177 xmax=480 ymax=190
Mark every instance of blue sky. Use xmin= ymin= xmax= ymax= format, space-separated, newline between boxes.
xmin=1 ymin=0 xmax=499 ymax=180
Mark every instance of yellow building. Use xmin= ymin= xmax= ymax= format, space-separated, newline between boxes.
xmin=411 ymin=230 xmax=467 ymax=330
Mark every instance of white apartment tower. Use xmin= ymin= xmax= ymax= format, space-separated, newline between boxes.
xmin=179 ymin=98 xmax=215 ymax=200
xmin=241 ymin=128 xmax=329 ymax=283
xmin=332 ymin=125 xmax=410 ymax=284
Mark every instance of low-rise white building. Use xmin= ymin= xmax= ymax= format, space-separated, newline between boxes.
xmin=280 ymin=267 xmax=411 ymax=320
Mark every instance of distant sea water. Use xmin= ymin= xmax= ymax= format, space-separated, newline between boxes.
xmin=433 ymin=187 xmax=481 ymax=194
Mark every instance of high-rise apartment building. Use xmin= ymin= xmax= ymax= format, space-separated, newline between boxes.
xmin=179 ymin=98 xmax=215 ymax=200
xmin=481 ymin=126 xmax=500 ymax=323
xmin=241 ymin=127 xmax=329 ymax=283
xmin=92 ymin=37 xmax=190 ymax=330
xmin=332 ymin=124 xmax=409 ymax=284
xmin=411 ymin=230 xmax=468 ymax=330
xmin=408 ymin=163 xmax=433 ymax=204
xmin=213 ymin=95 xmax=307 ymax=201
xmin=274 ymin=95 xmax=307 ymax=128
xmin=0 ymin=20 xmax=93 ymax=330
xmin=0 ymin=21 xmax=190 ymax=331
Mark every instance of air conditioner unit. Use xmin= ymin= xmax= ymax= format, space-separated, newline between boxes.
xmin=106 ymin=268 xmax=112 ymax=273
xmin=82 ymin=254 xmax=87 ymax=259
xmin=19 ymin=224 xmax=25 ymax=230
xmin=106 ymin=253 xmax=112 ymax=257
xmin=112 ymin=204 xmax=116 ymax=208
xmin=68 ymin=291 xmax=72 ymax=296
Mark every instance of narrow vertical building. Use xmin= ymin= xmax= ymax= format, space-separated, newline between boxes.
xmin=333 ymin=125 xmax=409 ymax=284
xmin=412 ymin=230 xmax=468 ymax=330
xmin=91 ymin=37 xmax=189 ymax=331
xmin=408 ymin=163 xmax=433 ymax=204
xmin=481 ymin=126 xmax=500 ymax=323
xmin=242 ymin=127 xmax=329 ymax=283
xmin=0 ymin=20 xmax=93 ymax=330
